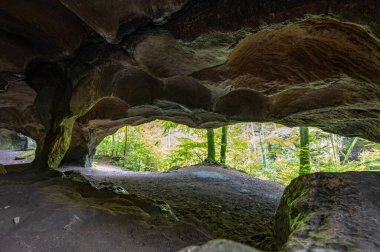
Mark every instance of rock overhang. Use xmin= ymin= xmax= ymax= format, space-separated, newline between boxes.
xmin=0 ymin=0 xmax=379 ymax=168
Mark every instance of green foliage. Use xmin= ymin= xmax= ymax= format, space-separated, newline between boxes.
xmin=115 ymin=137 xmax=160 ymax=172
xmin=360 ymin=139 xmax=380 ymax=171
xmin=94 ymin=120 xmax=375 ymax=185
xmin=16 ymin=150 xmax=35 ymax=159
xmin=0 ymin=144 xmax=17 ymax=150
xmin=96 ymin=126 xmax=162 ymax=172
xmin=161 ymin=121 xmax=178 ymax=133
xmin=164 ymin=137 xmax=207 ymax=167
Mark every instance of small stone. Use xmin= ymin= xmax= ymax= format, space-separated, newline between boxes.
xmin=13 ymin=217 xmax=20 ymax=224
xmin=112 ymin=185 xmax=129 ymax=195
xmin=4 ymin=205 xmax=10 ymax=209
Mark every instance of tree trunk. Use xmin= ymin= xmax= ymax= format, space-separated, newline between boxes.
xmin=259 ymin=124 xmax=267 ymax=171
xmin=123 ymin=126 xmax=128 ymax=156
xmin=207 ymin=129 xmax=216 ymax=162
xmin=350 ymin=138 xmax=363 ymax=161
xmin=168 ymin=129 xmax=171 ymax=149
xmin=220 ymin=126 xmax=228 ymax=164
xmin=330 ymin=134 xmax=340 ymax=165
xmin=299 ymin=127 xmax=311 ymax=175
xmin=343 ymin=137 xmax=358 ymax=164
xmin=341 ymin=137 xmax=363 ymax=162
xmin=250 ymin=123 xmax=258 ymax=162
xmin=116 ymin=132 xmax=120 ymax=157
xmin=268 ymin=142 xmax=276 ymax=161
xmin=111 ymin=134 xmax=115 ymax=157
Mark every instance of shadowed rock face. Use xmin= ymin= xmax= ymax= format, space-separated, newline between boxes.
xmin=0 ymin=75 xmax=44 ymax=145
xmin=0 ymin=0 xmax=380 ymax=168
xmin=271 ymin=172 xmax=380 ymax=251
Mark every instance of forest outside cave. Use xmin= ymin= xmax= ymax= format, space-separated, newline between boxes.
xmin=0 ymin=129 xmax=37 ymax=172
xmin=93 ymin=120 xmax=379 ymax=185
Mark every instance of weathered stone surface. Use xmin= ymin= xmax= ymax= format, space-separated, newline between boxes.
xmin=134 ymin=32 xmax=228 ymax=78
xmin=0 ymin=0 xmax=88 ymax=72
xmin=0 ymin=164 xmax=284 ymax=251
xmin=271 ymin=172 xmax=380 ymax=251
xmin=225 ymin=18 xmax=380 ymax=87
xmin=179 ymin=239 xmax=261 ymax=252
xmin=0 ymin=0 xmax=379 ymax=168
xmin=0 ymin=77 xmax=44 ymax=144
xmin=60 ymin=0 xmax=189 ymax=43
xmin=164 ymin=76 xmax=212 ymax=109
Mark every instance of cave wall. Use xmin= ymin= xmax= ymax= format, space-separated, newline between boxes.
xmin=0 ymin=0 xmax=379 ymax=169
xmin=271 ymin=172 xmax=380 ymax=251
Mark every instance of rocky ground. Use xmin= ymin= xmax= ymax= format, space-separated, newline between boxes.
xmin=0 ymin=164 xmax=284 ymax=252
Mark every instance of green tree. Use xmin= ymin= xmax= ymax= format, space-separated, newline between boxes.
xmin=342 ymin=137 xmax=359 ymax=164
xmin=299 ymin=127 xmax=310 ymax=175
xmin=164 ymin=138 xmax=206 ymax=167
xmin=207 ymin=129 xmax=216 ymax=162
xmin=220 ymin=126 xmax=228 ymax=164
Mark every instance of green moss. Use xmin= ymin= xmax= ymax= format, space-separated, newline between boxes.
xmin=44 ymin=175 xmax=179 ymax=224
xmin=0 ymin=164 xmax=7 ymax=175
xmin=47 ymin=117 xmax=76 ymax=169
xmin=16 ymin=150 xmax=35 ymax=159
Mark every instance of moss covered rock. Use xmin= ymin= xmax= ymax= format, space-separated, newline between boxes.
xmin=272 ymin=172 xmax=380 ymax=251
xmin=0 ymin=164 xmax=6 ymax=174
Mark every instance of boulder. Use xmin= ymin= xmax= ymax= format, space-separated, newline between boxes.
xmin=272 ymin=172 xmax=380 ymax=251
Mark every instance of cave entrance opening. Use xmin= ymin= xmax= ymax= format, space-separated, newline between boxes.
xmin=0 ymin=128 xmax=37 ymax=167
xmin=93 ymin=120 xmax=379 ymax=185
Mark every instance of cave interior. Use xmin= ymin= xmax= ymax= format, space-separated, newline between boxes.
xmin=0 ymin=1 xmax=379 ymax=251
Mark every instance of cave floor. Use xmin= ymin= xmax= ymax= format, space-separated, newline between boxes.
xmin=0 ymin=165 xmax=284 ymax=252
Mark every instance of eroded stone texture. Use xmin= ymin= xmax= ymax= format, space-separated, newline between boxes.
xmin=0 ymin=0 xmax=380 ymax=168
xmin=0 ymin=0 xmax=88 ymax=72
xmin=180 ymin=239 xmax=261 ymax=252
xmin=60 ymin=0 xmax=189 ymax=43
xmin=0 ymin=76 xmax=44 ymax=145
xmin=271 ymin=172 xmax=380 ymax=251
xmin=0 ymin=170 xmax=212 ymax=251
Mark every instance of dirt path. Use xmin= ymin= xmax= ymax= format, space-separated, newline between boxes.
xmin=0 ymin=150 xmax=33 ymax=165
xmin=0 ymin=164 xmax=284 ymax=252
xmin=93 ymin=160 xmax=124 ymax=171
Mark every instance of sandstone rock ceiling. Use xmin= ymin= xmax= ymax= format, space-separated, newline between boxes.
xmin=0 ymin=0 xmax=379 ymax=169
